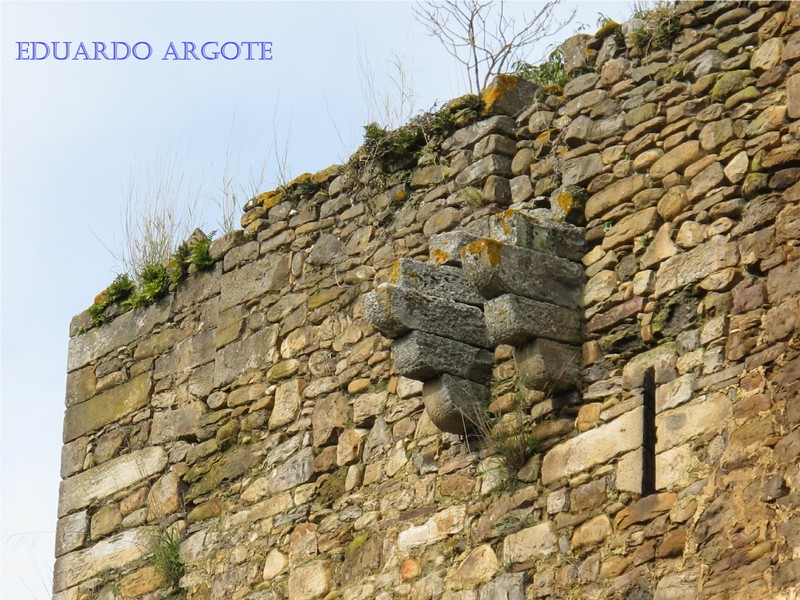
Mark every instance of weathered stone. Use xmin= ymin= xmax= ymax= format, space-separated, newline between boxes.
xmin=263 ymin=549 xmax=288 ymax=580
xmin=214 ymin=325 xmax=279 ymax=386
xmin=623 ymin=343 xmax=677 ymax=389
xmin=63 ymin=374 xmax=151 ymax=443
xmin=398 ymin=505 xmax=465 ymax=549
xmin=602 ymin=207 xmax=660 ymax=250
xmin=422 ymin=375 xmax=489 ymax=435
xmin=724 ymin=151 xmax=749 ymax=183
xmin=541 ymin=407 xmax=643 ymax=485
xmin=443 ymin=116 xmax=516 ymax=151
xmin=365 ymin=284 xmax=490 ymax=348
xmin=424 ymin=206 xmax=461 ymax=237
xmin=53 ymin=527 xmax=155 ymax=592
xmin=650 ymin=141 xmax=703 ymax=180
xmin=455 ymin=155 xmax=513 ymax=187
xmin=687 ymin=162 xmax=724 ymax=200
xmin=487 ymin=210 xmax=586 ymax=261
xmin=389 ymin=258 xmax=483 ymax=306
xmin=656 ymin=393 xmax=732 ymax=452
xmin=392 ymin=331 xmax=494 ymax=383
xmin=219 ymin=253 xmax=290 ymax=311
xmin=699 ymin=119 xmax=733 ymax=151
xmin=146 ymin=470 xmax=180 ymax=521
xmin=788 ymin=74 xmax=800 ymax=120
xmin=502 ymin=521 xmax=557 ymax=563
xmin=657 ymin=186 xmax=689 ymax=222
xmin=586 ymin=175 xmax=647 ymax=220
xmin=288 ymin=560 xmax=332 ymax=600
xmin=451 ymin=544 xmax=500 ymax=588
xmin=429 ymin=231 xmax=483 ymax=266
xmin=562 ymin=153 xmax=604 ymax=186
xmin=312 ymin=393 xmax=348 ymax=447
xmin=461 ymin=239 xmax=583 ymax=309
xmin=655 ymin=238 xmax=739 ymax=297
xmin=55 ymin=510 xmax=88 ymax=556
xmin=269 ymin=379 xmax=306 ymax=429
xmin=484 ymin=293 xmax=582 ymax=346
xmin=411 ymin=165 xmax=449 ymax=188
xmin=67 ymin=300 xmax=171 ymax=372
xmin=150 ymin=401 xmax=205 ymax=444
xmin=59 ymin=447 xmax=166 ymax=517
xmin=588 ymin=296 xmax=645 ymax=333
xmin=615 ymin=492 xmax=676 ymax=530
xmin=514 ymin=339 xmax=581 ymax=392
xmin=572 ymin=515 xmax=612 ymax=548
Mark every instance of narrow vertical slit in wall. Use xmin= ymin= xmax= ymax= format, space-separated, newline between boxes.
xmin=641 ymin=366 xmax=656 ymax=496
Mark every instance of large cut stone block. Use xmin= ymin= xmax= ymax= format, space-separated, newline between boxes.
xmin=422 ymin=374 xmax=490 ymax=434
xmin=484 ymin=294 xmax=582 ymax=346
xmin=214 ymin=325 xmax=279 ymax=386
xmin=429 ymin=231 xmax=482 ymax=266
xmin=67 ymin=299 xmax=171 ymax=372
xmin=392 ymin=331 xmax=494 ymax=383
xmin=58 ymin=446 xmax=167 ymax=517
xmin=514 ymin=339 xmax=582 ymax=392
xmin=461 ymin=239 xmax=583 ymax=309
xmin=63 ymin=374 xmax=151 ymax=442
xmin=389 ymin=258 xmax=484 ymax=306
xmin=488 ymin=210 xmax=586 ymax=261
xmin=541 ymin=406 xmax=643 ymax=485
xmin=53 ymin=527 xmax=155 ymax=592
xmin=219 ymin=252 xmax=290 ymax=311
xmin=365 ymin=284 xmax=490 ymax=348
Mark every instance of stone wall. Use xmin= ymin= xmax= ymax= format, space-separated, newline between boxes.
xmin=56 ymin=2 xmax=800 ymax=599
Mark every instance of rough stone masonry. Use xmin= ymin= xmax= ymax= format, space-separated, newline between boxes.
xmin=56 ymin=2 xmax=800 ymax=599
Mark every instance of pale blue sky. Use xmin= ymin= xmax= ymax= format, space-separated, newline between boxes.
xmin=1 ymin=2 xmax=630 ymax=597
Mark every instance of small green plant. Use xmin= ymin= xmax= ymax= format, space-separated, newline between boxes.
xmin=88 ymin=273 xmax=135 ymax=325
xmin=150 ymin=526 xmax=184 ymax=594
xmin=512 ymin=48 xmax=569 ymax=88
xmin=357 ymin=96 xmax=482 ymax=172
xmin=125 ymin=263 xmax=169 ymax=309
xmin=629 ymin=1 xmax=681 ymax=53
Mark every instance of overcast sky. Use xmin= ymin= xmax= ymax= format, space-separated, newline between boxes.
xmin=0 ymin=2 xmax=631 ymax=597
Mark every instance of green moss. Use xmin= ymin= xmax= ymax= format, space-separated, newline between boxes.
xmin=316 ymin=467 xmax=347 ymax=507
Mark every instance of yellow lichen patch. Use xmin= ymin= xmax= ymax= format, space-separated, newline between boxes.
xmin=388 ymin=261 xmax=401 ymax=284
xmin=482 ymin=74 xmax=520 ymax=113
xmin=539 ymin=84 xmax=563 ymax=97
xmin=461 ymin=238 xmax=503 ymax=267
xmin=311 ymin=164 xmax=342 ymax=186
xmin=594 ymin=20 xmax=621 ymax=41
xmin=556 ymin=190 xmax=577 ymax=213
xmin=394 ymin=189 xmax=407 ymax=202
xmin=447 ymin=94 xmax=479 ymax=111
xmin=536 ymin=130 xmax=553 ymax=142
xmin=253 ymin=190 xmax=282 ymax=210
xmin=241 ymin=206 xmax=267 ymax=228
xmin=93 ymin=289 xmax=108 ymax=306
xmin=430 ymin=248 xmax=451 ymax=265
xmin=287 ymin=172 xmax=313 ymax=188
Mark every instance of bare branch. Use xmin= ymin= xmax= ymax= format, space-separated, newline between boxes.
xmin=415 ymin=0 xmax=574 ymax=93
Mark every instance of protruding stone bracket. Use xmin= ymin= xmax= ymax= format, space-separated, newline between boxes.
xmin=365 ymin=209 xmax=586 ymax=434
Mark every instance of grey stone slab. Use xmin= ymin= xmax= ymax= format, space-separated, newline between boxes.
xmin=67 ymin=298 xmax=172 ymax=372
xmin=390 ymin=258 xmax=484 ymax=306
xmin=422 ymin=374 xmax=490 ymax=434
xmin=219 ymin=252 xmax=290 ymax=311
xmin=442 ymin=115 xmax=516 ymax=151
xmin=455 ymin=155 xmax=513 ymax=188
xmin=487 ymin=210 xmax=587 ymax=261
xmin=461 ymin=239 xmax=583 ymax=309
xmin=514 ymin=338 xmax=582 ymax=393
xmin=58 ymin=447 xmax=167 ymax=517
xmin=429 ymin=231 xmax=483 ymax=266
xmin=214 ymin=325 xmax=279 ymax=387
xmin=53 ymin=526 xmax=156 ymax=592
xmin=63 ymin=374 xmax=152 ymax=443
xmin=365 ymin=284 xmax=490 ymax=348
xmin=392 ymin=331 xmax=494 ymax=383
xmin=484 ymin=294 xmax=582 ymax=346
